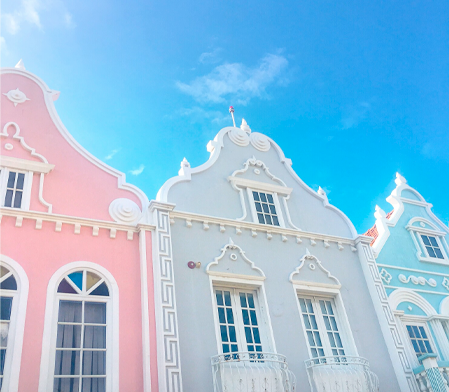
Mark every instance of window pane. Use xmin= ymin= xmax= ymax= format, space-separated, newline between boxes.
xmin=68 ymin=272 xmax=83 ymax=290
xmin=240 ymin=293 xmax=247 ymax=308
xmin=266 ymin=194 xmax=274 ymax=203
xmin=4 ymin=190 xmax=13 ymax=207
xmin=85 ymin=302 xmax=106 ymax=324
xmin=242 ymin=309 xmax=250 ymax=325
xmin=253 ymin=328 xmax=261 ymax=344
xmin=54 ymin=350 xmax=80 ymax=375
xmin=226 ymin=308 xmax=234 ymax=324
xmin=53 ymin=377 xmax=79 ymax=392
xmin=257 ymin=213 xmax=264 ymax=224
xmin=269 ymin=204 xmax=276 ymax=214
xmin=216 ymin=291 xmax=223 ymax=306
xmin=262 ymin=203 xmax=269 ymax=213
xmin=57 ymin=279 xmax=78 ymax=294
xmin=0 ymin=298 xmax=13 ymax=321
xmin=0 ymin=349 xmax=5 ymax=376
xmin=265 ymin=215 xmax=272 ymax=225
xmin=0 ymin=322 xmax=9 ymax=347
xmin=16 ymin=173 xmax=25 ymax=190
xmin=56 ymin=325 xmax=82 ymax=348
xmin=229 ymin=326 xmax=237 ymax=342
xmin=303 ymin=315 xmax=311 ymax=329
xmin=82 ymin=377 xmax=105 ymax=392
xmin=255 ymin=202 xmax=262 ymax=212
xmin=245 ymin=327 xmax=253 ymax=343
xmin=260 ymin=193 xmax=267 ymax=203
xmin=407 ymin=325 xmax=414 ymax=338
xmin=220 ymin=325 xmax=229 ymax=342
xmin=250 ymin=310 xmax=257 ymax=325
xmin=252 ymin=191 xmax=260 ymax=201
xmin=418 ymin=326 xmax=427 ymax=338
xmin=424 ymin=341 xmax=433 ymax=353
xmin=82 ymin=351 xmax=106 ymax=375
xmin=13 ymin=191 xmax=22 ymax=208
xmin=247 ymin=294 xmax=255 ymax=309
xmin=427 ymin=247 xmax=436 ymax=258
xmin=224 ymin=291 xmax=231 ymax=306
xmin=86 ymin=272 xmax=102 ymax=291
xmin=0 ymin=276 xmax=17 ymax=290
xmin=435 ymin=248 xmax=444 ymax=259
xmin=84 ymin=326 xmax=106 ymax=348
xmin=421 ymin=235 xmax=431 ymax=246
xmin=218 ymin=308 xmax=225 ymax=324
xmin=90 ymin=282 xmax=109 ymax=296
xmin=6 ymin=172 xmax=16 ymax=188
xmin=58 ymin=301 xmax=82 ymax=323
xmin=429 ymin=236 xmax=438 ymax=247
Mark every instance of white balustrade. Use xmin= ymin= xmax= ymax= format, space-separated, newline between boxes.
xmin=304 ymin=355 xmax=380 ymax=392
xmin=211 ymin=351 xmax=296 ymax=392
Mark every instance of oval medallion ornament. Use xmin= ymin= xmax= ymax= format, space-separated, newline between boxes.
xmin=228 ymin=128 xmax=250 ymax=147
xmin=109 ymin=198 xmax=141 ymax=224
xmin=250 ymin=132 xmax=271 ymax=152
xmin=3 ymin=88 xmax=30 ymax=107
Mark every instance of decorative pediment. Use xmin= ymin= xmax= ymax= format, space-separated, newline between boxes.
xmin=1 ymin=122 xmax=54 ymax=173
xmin=289 ymin=249 xmax=340 ymax=287
xmin=206 ymin=238 xmax=265 ymax=279
xmin=228 ymin=156 xmax=292 ymax=195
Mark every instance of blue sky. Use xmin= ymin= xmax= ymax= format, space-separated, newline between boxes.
xmin=2 ymin=0 xmax=449 ymax=233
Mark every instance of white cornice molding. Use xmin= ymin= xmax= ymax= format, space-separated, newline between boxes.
xmin=156 ymin=126 xmax=358 ymax=238
xmin=169 ymin=209 xmax=356 ymax=245
xmin=228 ymin=176 xmax=292 ymax=195
xmin=370 ymin=173 xmax=449 ymax=257
xmin=1 ymin=68 xmax=149 ymax=217
xmin=0 ymin=207 xmax=155 ymax=233
xmin=0 ymin=156 xmax=54 ymax=173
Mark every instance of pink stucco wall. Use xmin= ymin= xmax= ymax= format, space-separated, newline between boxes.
xmin=1 ymin=69 xmax=158 ymax=391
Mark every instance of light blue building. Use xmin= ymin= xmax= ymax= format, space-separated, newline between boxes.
xmin=366 ymin=173 xmax=449 ymax=391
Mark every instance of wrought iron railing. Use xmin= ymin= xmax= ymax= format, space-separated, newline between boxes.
xmin=304 ymin=355 xmax=379 ymax=392
xmin=211 ymin=351 xmax=296 ymax=392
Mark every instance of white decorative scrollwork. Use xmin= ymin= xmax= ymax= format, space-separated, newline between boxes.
xmin=228 ymin=127 xmax=250 ymax=147
xmin=3 ymin=88 xmax=30 ymax=107
xmin=443 ymin=277 xmax=449 ymax=291
xmin=379 ymin=268 xmax=392 ymax=284
xmin=109 ymin=198 xmax=141 ymax=224
xmin=250 ymin=132 xmax=271 ymax=152
xmin=398 ymin=274 xmax=437 ymax=287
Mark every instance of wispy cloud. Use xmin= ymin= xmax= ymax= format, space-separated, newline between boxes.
xmin=179 ymin=107 xmax=229 ymax=125
xmin=176 ymin=52 xmax=289 ymax=105
xmin=2 ymin=0 xmax=41 ymax=35
xmin=64 ymin=12 xmax=75 ymax=28
xmin=341 ymin=102 xmax=371 ymax=129
xmin=199 ymin=48 xmax=223 ymax=65
xmin=104 ymin=149 xmax=119 ymax=161
xmin=129 ymin=164 xmax=145 ymax=176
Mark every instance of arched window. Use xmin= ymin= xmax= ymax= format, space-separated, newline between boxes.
xmin=0 ymin=265 xmax=18 ymax=390
xmin=52 ymin=269 xmax=111 ymax=392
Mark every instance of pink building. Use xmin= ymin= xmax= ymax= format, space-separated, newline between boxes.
xmin=0 ymin=62 xmax=158 ymax=392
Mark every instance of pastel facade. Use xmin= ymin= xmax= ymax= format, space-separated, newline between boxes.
xmin=152 ymin=122 xmax=409 ymax=392
xmin=0 ymin=64 xmax=158 ymax=392
xmin=366 ymin=173 xmax=449 ymax=392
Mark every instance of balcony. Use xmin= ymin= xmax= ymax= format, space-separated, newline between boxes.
xmin=304 ymin=355 xmax=379 ymax=392
xmin=413 ymin=354 xmax=449 ymax=392
xmin=211 ymin=351 xmax=296 ymax=392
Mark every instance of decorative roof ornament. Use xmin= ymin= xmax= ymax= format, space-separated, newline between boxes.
xmin=374 ymin=205 xmax=387 ymax=220
xmin=229 ymin=106 xmax=236 ymax=127
xmin=178 ymin=157 xmax=191 ymax=176
xmin=3 ymin=88 xmax=30 ymax=107
xmin=240 ymin=118 xmax=251 ymax=133
xmin=317 ymin=186 xmax=329 ymax=203
xmin=15 ymin=59 xmax=26 ymax=70
xmin=395 ymin=172 xmax=407 ymax=186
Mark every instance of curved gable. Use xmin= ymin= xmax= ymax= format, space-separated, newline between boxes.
xmin=157 ymin=120 xmax=356 ymax=238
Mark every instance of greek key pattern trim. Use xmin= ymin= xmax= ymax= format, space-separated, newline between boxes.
xmin=362 ymin=244 xmax=419 ymax=392
xmin=155 ymin=209 xmax=183 ymax=392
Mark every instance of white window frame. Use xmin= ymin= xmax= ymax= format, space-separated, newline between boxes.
xmin=39 ymin=262 xmax=119 ymax=392
xmin=407 ymin=219 xmax=449 ymax=265
xmin=403 ymin=320 xmax=436 ymax=359
xmin=417 ymin=234 xmax=448 ymax=261
xmin=209 ymin=277 xmax=276 ymax=355
xmin=247 ymin=187 xmax=285 ymax=228
xmin=0 ymin=168 xmax=32 ymax=210
xmin=0 ymin=256 xmax=29 ymax=392
xmin=293 ymin=285 xmax=358 ymax=359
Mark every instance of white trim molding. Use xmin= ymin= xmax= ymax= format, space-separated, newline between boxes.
xmin=149 ymin=201 xmax=183 ymax=392
xmin=206 ymin=237 xmax=265 ymax=278
xmin=388 ymin=289 xmax=437 ymax=317
xmin=38 ymin=261 xmax=119 ymax=392
xmin=0 ymin=156 xmax=54 ymax=174
xmin=0 ymin=255 xmax=29 ymax=392
xmin=369 ymin=173 xmax=449 ymax=257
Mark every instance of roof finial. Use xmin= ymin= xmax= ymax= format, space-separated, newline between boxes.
xmin=229 ymin=106 xmax=236 ymax=127
xmin=240 ymin=118 xmax=251 ymax=133
xmin=15 ymin=59 xmax=26 ymax=70
xmin=395 ymin=172 xmax=407 ymax=186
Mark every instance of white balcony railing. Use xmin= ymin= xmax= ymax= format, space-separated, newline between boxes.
xmin=211 ymin=351 xmax=296 ymax=392
xmin=304 ymin=355 xmax=379 ymax=392
xmin=413 ymin=354 xmax=449 ymax=392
